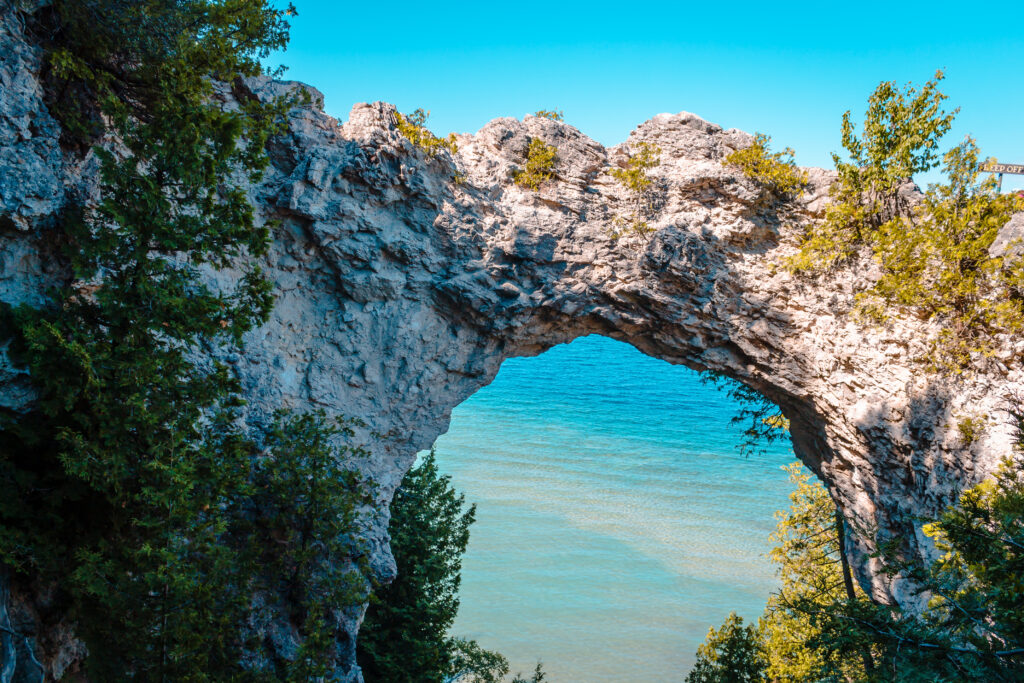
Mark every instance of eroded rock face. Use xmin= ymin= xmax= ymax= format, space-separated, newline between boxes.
xmin=3 ymin=13 xmax=1024 ymax=681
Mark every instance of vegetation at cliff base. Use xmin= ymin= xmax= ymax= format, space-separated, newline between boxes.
xmin=248 ymin=411 xmax=374 ymax=681
xmin=358 ymin=449 xmax=547 ymax=683
xmin=685 ymin=613 xmax=767 ymax=683
xmin=686 ymin=457 xmax=1024 ymax=682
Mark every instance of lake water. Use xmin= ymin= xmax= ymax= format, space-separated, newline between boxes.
xmin=429 ymin=335 xmax=797 ymax=682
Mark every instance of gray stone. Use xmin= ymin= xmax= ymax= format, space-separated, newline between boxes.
xmin=990 ymin=211 xmax=1024 ymax=260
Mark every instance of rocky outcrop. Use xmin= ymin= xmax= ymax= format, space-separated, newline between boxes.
xmin=3 ymin=11 xmax=1024 ymax=681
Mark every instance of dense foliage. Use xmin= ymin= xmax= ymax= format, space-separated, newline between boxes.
xmin=249 ymin=412 xmax=373 ymax=681
xmin=788 ymin=72 xmax=957 ymax=272
xmin=724 ymin=133 xmax=807 ymax=199
xmin=759 ymin=465 xmax=873 ymax=681
xmin=609 ymin=141 xmax=662 ymax=240
xmin=863 ymin=140 xmax=1024 ymax=369
xmin=534 ymin=110 xmax=564 ymax=121
xmin=800 ymin=457 xmax=1024 ymax=682
xmin=513 ymin=138 xmax=558 ymax=191
xmin=785 ymin=72 xmax=1024 ymax=369
xmin=686 ymin=458 xmax=1024 ymax=682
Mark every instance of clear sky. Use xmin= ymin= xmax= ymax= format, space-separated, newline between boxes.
xmin=271 ymin=0 xmax=1024 ymax=191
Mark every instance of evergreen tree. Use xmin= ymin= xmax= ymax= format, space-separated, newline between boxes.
xmin=249 ymin=411 xmax=373 ymax=681
xmin=357 ymin=449 xmax=506 ymax=683
xmin=685 ymin=613 xmax=767 ymax=683
xmin=0 ymin=1 xmax=312 ymax=678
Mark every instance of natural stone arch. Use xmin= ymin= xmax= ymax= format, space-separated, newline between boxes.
xmin=3 ymin=14 xmax=1022 ymax=672
xmin=217 ymin=91 xmax=1020 ymax=680
xmin=239 ymin=86 xmax=1018 ymax=605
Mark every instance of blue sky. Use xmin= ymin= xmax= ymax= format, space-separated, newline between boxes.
xmin=272 ymin=0 xmax=1024 ymax=190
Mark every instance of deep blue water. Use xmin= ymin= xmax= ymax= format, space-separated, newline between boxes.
xmin=430 ymin=335 xmax=797 ymax=682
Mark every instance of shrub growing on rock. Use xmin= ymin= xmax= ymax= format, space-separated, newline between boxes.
xmin=786 ymin=72 xmax=1024 ymax=370
xmin=609 ymin=141 xmax=662 ymax=240
xmin=789 ymin=71 xmax=957 ymax=272
xmin=513 ymin=138 xmax=558 ymax=190
xmin=534 ymin=109 xmax=564 ymax=121
xmin=724 ymin=133 xmax=808 ymax=199
xmin=395 ymin=108 xmax=459 ymax=157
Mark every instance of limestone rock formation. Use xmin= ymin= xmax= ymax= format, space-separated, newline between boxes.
xmin=3 ymin=11 xmax=1024 ymax=680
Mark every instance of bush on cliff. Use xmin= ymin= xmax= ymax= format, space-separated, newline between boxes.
xmin=609 ymin=141 xmax=662 ymax=240
xmin=724 ymin=133 xmax=807 ymax=199
xmin=395 ymin=108 xmax=459 ymax=157
xmin=534 ymin=109 xmax=563 ymax=121
xmin=786 ymin=72 xmax=1024 ymax=370
xmin=788 ymin=71 xmax=957 ymax=272
xmin=513 ymin=138 xmax=558 ymax=191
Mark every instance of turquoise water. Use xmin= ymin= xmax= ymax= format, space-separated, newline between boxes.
xmin=430 ymin=335 xmax=798 ymax=682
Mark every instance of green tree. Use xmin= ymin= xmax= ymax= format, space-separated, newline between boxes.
xmin=685 ymin=613 xmax=767 ymax=683
xmin=448 ymin=638 xmax=512 ymax=683
xmin=690 ymin=423 xmax=1024 ymax=682
xmin=759 ymin=465 xmax=873 ymax=682
xmin=358 ymin=449 xmax=505 ymax=683
xmin=787 ymin=72 xmax=1024 ymax=369
xmin=866 ymin=139 xmax=1024 ymax=369
xmin=789 ymin=71 xmax=957 ymax=271
xmin=701 ymin=374 xmax=789 ymax=457
xmin=1 ymin=0 xmax=304 ymax=678
xmin=248 ymin=411 xmax=373 ymax=681
xmin=798 ymin=457 xmax=1024 ymax=682
xmin=511 ymin=663 xmax=548 ymax=683
xmin=609 ymin=141 xmax=662 ymax=240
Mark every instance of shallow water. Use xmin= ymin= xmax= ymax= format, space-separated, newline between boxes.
xmin=430 ymin=335 xmax=797 ymax=682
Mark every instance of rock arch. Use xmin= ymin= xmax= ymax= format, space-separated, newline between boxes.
xmin=242 ymin=87 xmax=1018 ymax=607
xmin=3 ymin=15 xmax=1022 ymax=673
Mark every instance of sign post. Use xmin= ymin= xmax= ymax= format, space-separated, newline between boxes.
xmin=980 ymin=162 xmax=1024 ymax=193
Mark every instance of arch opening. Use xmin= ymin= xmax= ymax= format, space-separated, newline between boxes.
xmin=428 ymin=335 xmax=800 ymax=681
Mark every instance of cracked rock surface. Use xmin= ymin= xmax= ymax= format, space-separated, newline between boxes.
xmin=3 ymin=13 xmax=1024 ymax=680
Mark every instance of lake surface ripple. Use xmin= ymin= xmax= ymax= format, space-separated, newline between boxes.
xmin=431 ymin=335 xmax=797 ymax=682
